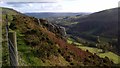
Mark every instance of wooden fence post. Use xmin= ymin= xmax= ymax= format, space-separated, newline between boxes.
xmin=8 ymin=31 xmax=18 ymax=66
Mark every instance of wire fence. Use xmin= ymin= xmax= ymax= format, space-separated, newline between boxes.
xmin=8 ymin=39 xmax=18 ymax=66
xmin=5 ymin=14 xmax=18 ymax=67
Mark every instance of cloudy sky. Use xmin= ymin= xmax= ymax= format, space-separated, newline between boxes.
xmin=0 ymin=0 xmax=119 ymax=13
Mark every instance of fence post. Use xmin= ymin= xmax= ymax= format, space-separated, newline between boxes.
xmin=8 ymin=31 xmax=18 ymax=66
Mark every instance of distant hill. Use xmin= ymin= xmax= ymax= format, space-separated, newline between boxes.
xmin=25 ymin=12 xmax=90 ymax=18
xmin=68 ymin=7 xmax=119 ymax=39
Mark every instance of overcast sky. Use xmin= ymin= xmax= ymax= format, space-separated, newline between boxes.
xmin=0 ymin=0 xmax=119 ymax=13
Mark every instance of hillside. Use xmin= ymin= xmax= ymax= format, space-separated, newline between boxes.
xmin=67 ymin=7 xmax=119 ymax=55
xmin=2 ymin=7 xmax=114 ymax=66
xmin=68 ymin=7 xmax=118 ymax=39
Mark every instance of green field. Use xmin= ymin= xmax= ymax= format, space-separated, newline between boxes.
xmin=77 ymin=45 xmax=120 ymax=64
xmin=67 ymin=38 xmax=82 ymax=45
xmin=77 ymin=46 xmax=102 ymax=53
xmin=67 ymin=38 xmax=120 ymax=64
xmin=99 ymin=52 xmax=120 ymax=64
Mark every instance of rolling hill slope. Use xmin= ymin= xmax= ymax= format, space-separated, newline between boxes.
xmin=68 ymin=7 xmax=119 ymax=39
xmin=1 ymin=7 xmax=114 ymax=66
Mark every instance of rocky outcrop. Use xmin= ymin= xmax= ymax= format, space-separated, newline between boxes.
xmin=58 ymin=26 xmax=66 ymax=37
xmin=38 ymin=19 xmax=67 ymax=38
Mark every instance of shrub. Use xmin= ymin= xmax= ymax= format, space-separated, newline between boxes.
xmin=70 ymin=62 xmax=74 ymax=65
xmin=88 ymin=43 xmax=96 ymax=47
xmin=47 ymin=39 xmax=54 ymax=45
xmin=25 ymin=29 xmax=38 ymax=34
xmin=31 ymin=41 xmax=38 ymax=46
xmin=9 ymin=23 xmax=17 ymax=30
xmin=58 ymin=49 xmax=61 ymax=53
xmin=31 ymin=29 xmax=37 ymax=33
xmin=65 ymin=56 xmax=72 ymax=62
xmin=12 ymin=16 xmax=17 ymax=21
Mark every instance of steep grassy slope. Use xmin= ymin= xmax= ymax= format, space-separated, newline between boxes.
xmin=2 ymin=7 xmax=114 ymax=66
xmin=1 ymin=7 xmax=22 ymax=66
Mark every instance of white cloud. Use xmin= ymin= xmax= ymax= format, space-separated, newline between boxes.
xmin=28 ymin=4 xmax=33 ymax=7
xmin=58 ymin=0 xmax=119 ymax=12
xmin=0 ymin=0 xmax=119 ymax=13
xmin=2 ymin=0 xmax=61 ymax=2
